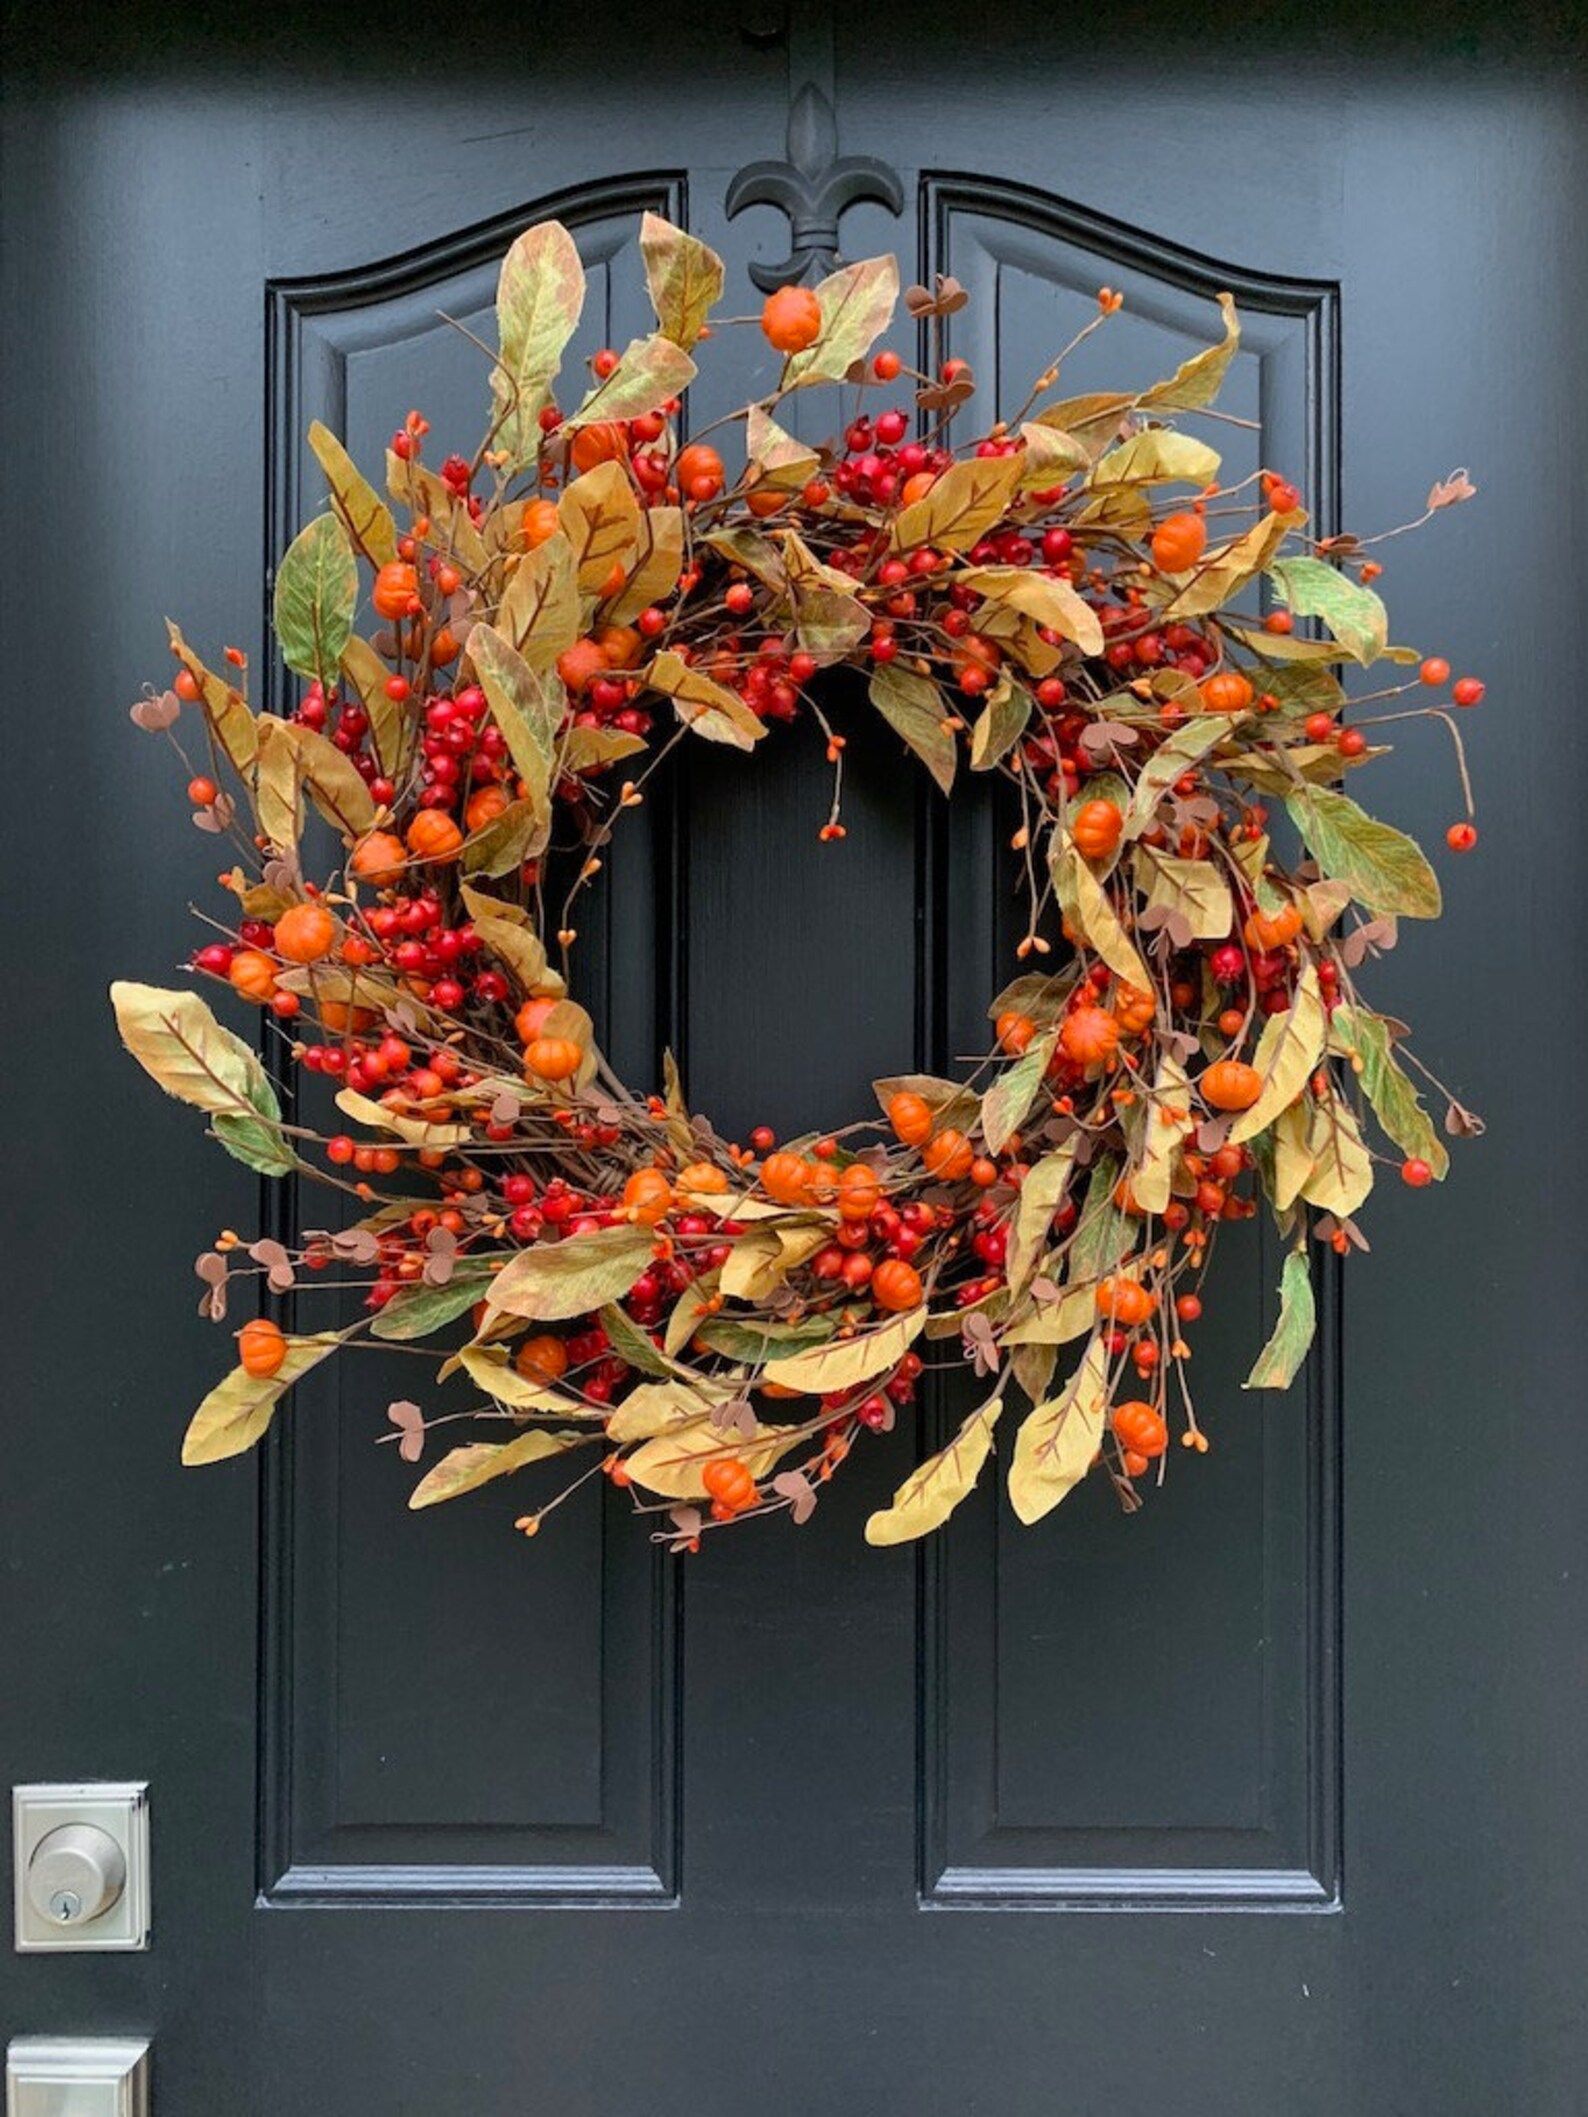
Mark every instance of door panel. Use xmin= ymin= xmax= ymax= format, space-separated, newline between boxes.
xmin=4 ymin=7 xmax=1585 ymax=2114
xmin=923 ymin=176 xmax=1339 ymax=1911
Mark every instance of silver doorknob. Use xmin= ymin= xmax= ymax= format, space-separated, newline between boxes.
xmin=24 ymin=1823 xmax=127 ymax=1928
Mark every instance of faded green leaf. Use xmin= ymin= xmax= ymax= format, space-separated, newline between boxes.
xmin=409 ymin=1428 xmax=586 ymax=1509
xmin=1285 ymin=787 xmax=1441 ymax=920
xmin=497 ymin=531 xmax=581 ymax=667
xmin=1125 ymin=714 xmax=1236 ymax=833
xmin=782 ymin=254 xmax=900 ymax=386
xmin=648 ymin=647 xmax=767 ymax=748
xmin=957 ymin=565 xmax=1104 ymax=655
xmin=1340 ymin=1006 xmax=1448 ymax=1179
xmin=372 ymin=1264 xmax=500 ymax=1342
xmin=340 ymin=633 xmax=415 ymax=782
xmin=111 ymin=982 xmax=290 ymax=1179
xmin=640 ymin=212 xmax=724 ymax=349
xmin=489 ymin=1224 xmax=656 ymax=1322
xmin=1051 ymin=837 xmax=1149 ymax=988
xmin=869 ymin=663 xmax=957 ymax=794
xmin=467 ymin=622 xmax=562 ymax=816
xmin=1244 ymin=1246 xmax=1316 ymax=1390
xmin=493 ymin=219 xmax=586 ymax=470
xmin=980 ymin=1030 xmax=1057 ymax=1157
xmin=568 ymin=332 xmax=697 ymax=429
xmin=1268 ymin=555 xmax=1388 ymax=665
xmin=1007 ymin=1141 xmax=1078 ymax=1297
xmin=969 ymin=671 xmax=1032 ymax=770
xmin=274 ymin=513 xmax=357 ymax=686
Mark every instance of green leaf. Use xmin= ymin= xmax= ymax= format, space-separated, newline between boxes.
xmin=639 ymin=213 xmax=724 ymax=349
xmin=696 ymin=1313 xmax=837 ymax=1364
xmin=781 ymin=254 xmax=899 ymax=386
xmin=409 ymin=1428 xmax=586 ymax=1509
xmin=865 ymin=1396 xmax=1002 ymax=1545
xmin=1285 ymin=788 xmax=1442 ymax=920
xmin=762 ymin=1307 xmax=926 ymax=1394
xmin=868 ymin=664 xmax=957 ymax=794
xmin=1267 ymin=555 xmax=1388 ymax=665
xmin=493 ymin=219 xmax=586 ymax=471
xmin=1007 ymin=1333 xmax=1108 ymax=1524
xmin=461 ymin=797 xmax=547 ymax=877
xmin=371 ymin=1265 xmax=500 ymax=1342
xmin=1141 ymin=291 xmax=1241 ymax=412
xmin=980 ymin=1031 xmax=1056 ymax=1157
xmin=273 ymin=513 xmax=357 ymax=686
xmin=488 ymin=1224 xmax=657 ymax=1322
xmin=969 ymin=671 xmax=1032 ymax=770
xmin=182 ymin=1333 xmax=340 ymax=1465
xmin=212 ymin=1112 xmax=297 ymax=1178
xmin=307 ymin=419 xmax=396 ymax=565
xmin=1243 ymin=1246 xmax=1316 ymax=1390
xmin=1228 ymin=961 xmax=1329 ymax=1144
xmin=1340 ymin=1006 xmax=1448 ymax=1178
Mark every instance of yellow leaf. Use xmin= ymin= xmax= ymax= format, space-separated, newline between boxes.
xmin=307 ymin=418 xmax=397 ymax=565
xmin=341 ymin=634 xmax=415 ymax=781
xmin=1087 ymin=429 xmax=1222 ymax=490
xmin=497 ymin=531 xmax=580 ymax=668
xmin=647 ymin=648 xmax=767 ymax=749
xmin=1141 ymin=292 xmax=1241 ymax=412
xmin=166 ymin=620 xmax=256 ymax=772
xmin=558 ymin=460 xmax=642 ymax=592
xmin=1159 ymin=508 xmax=1302 ymax=620
xmin=1015 ymin=421 xmax=1089 ymax=491
xmin=762 ymin=1308 xmax=926 ymax=1393
xmin=781 ymin=254 xmax=900 ymax=386
xmin=865 ymin=1395 xmax=1002 ymax=1545
xmin=1299 ymin=1092 xmax=1375 ymax=1216
xmin=1228 ymin=961 xmax=1328 ymax=1144
xmin=892 ymin=453 xmax=1023 ymax=553
xmin=455 ymin=1344 xmax=590 ymax=1415
xmin=623 ymin=1410 xmax=799 ymax=1500
xmin=334 ymin=1086 xmax=470 ymax=1149
xmin=719 ymin=1221 xmax=832 ymax=1303
xmin=409 ymin=1429 xmax=585 ymax=1509
xmin=1007 ymin=1334 xmax=1108 ymax=1525
xmin=1131 ymin=847 xmax=1234 ymax=941
xmin=1133 ymin=1052 xmax=1194 ymax=1214
xmin=1006 ymin=1141 xmax=1078 ymax=1297
xmin=956 ymin=566 xmax=1104 ymax=655
xmin=1051 ymin=838 xmax=1149 ymax=989
xmin=746 ymin=404 xmax=821 ymax=491
xmin=606 ymin=505 xmax=684 ymax=624
xmin=182 ymin=1334 xmax=340 ymax=1466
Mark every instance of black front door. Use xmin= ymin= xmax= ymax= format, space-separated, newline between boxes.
xmin=4 ymin=5 xmax=1584 ymax=2111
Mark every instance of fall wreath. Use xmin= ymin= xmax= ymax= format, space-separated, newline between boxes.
xmin=112 ymin=214 xmax=1484 ymax=1550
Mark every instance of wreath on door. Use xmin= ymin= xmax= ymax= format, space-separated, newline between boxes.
xmin=112 ymin=214 xmax=1484 ymax=1549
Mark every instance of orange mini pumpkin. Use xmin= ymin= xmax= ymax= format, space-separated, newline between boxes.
xmin=273 ymin=902 xmax=336 ymax=965
xmin=1199 ymin=670 xmax=1254 ymax=714
xmin=1243 ymin=903 xmax=1303 ymax=951
xmin=1060 ymin=1006 xmax=1120 ymax=1068
xmin=524 ymin=1036 xmax=583 ymax=1082
xmin=872 ymin=1258 xmax=924 ymax=1312
xmin=922 ymin=1128 xmax=975 ymax=1182
xmin=1201 ymin=1059 xmax=1263 ymax=1112
xmin=1113 ymin=1399 xmax=1169 ymax=1457
xmin=887 ymin=1091 xmax=935 ymax=1146
xmin=405 ymin=811 xmax=464 ymax=863
xmin=1070 ymin=798 xmax=1123 ymax=863
xmin=238 ymin=1316 xmax=287 ymax=1379
xmin=760 ymin=1151 xmax=813 ymax=1206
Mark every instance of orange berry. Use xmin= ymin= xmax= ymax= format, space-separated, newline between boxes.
xmin=514 ymin=1334 xmax=568 ymax=1384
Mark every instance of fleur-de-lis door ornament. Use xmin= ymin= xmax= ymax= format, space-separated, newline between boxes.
xmin=726 ymin=79 xmax=904 ymax=291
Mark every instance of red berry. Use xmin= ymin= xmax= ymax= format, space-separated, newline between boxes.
xmin=1401 ymin=1158 xmax=1434 ymax=1188
xmin=1446 ymin=822 xmax=1478 ymax=852
xmin=1419 ymin=656 xmax=1451 ymax=687
xmin=1452 ymin=676 xmax=1485 ymax=707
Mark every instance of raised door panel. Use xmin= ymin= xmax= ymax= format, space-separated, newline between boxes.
xmin=259 ymin=179 xmax=686 ymax=1907
xmin=921 ymin=176 xmax=1342 ymax=1909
